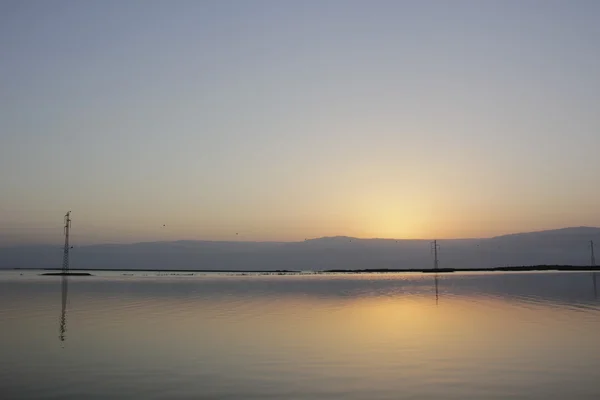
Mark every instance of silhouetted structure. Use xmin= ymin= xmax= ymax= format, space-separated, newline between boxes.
xmin=591 ymin=240 xmax=596 ymax=267
xmin=431 ymin=240 xmax=440 ymax=270
xmin=62 ymin=211 xmax=71 ymax=274
xmin=42 ymin=212 xmax=91 ymax=276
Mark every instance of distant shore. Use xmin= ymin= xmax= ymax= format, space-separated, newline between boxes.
xmin=11 ymin=265 xmax=600 ymax=274
xmin=40 ymin=272 xmax=93 ymax=276
xmin=325 ymin=265 xmax=600 ymax=273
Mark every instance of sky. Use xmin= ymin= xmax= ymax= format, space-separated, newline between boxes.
xmin=1 ymin=0 xmax=600 ymax=245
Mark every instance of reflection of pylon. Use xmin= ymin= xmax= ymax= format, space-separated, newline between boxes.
xmin=431 ymin=240 xmax=440 ymax=270
xmin=62 ymin=212 xmax=71 ymax=273
xmin=59 ymin=276 xmax=68 ymax=342
xmin=434 ymin=274 xmax=439 ymax=305
xmin=591 ymin=240 xmax=596 ymax=267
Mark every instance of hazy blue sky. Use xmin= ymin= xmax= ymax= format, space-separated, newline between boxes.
xmin=1 ymin=0 xmax=599 ymax=245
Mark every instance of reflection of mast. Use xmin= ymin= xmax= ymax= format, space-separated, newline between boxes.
xmin=434 ymin=274 xmax=439 ymax=305
xmin=593 ymin=273 xmax=597 ymax=300
xmin=59 ymin=276 xmax=68 ymax=342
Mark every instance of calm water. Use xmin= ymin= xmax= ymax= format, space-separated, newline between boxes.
xmin=1 ymin=270 xmax=599 ymax=400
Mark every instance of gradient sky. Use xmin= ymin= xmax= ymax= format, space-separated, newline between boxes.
xmin=1 ymin=0 xmax=600 ymax=245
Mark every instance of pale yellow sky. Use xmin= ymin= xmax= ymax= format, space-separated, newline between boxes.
xmin=2 ymin=1 xmax=600 ymax=245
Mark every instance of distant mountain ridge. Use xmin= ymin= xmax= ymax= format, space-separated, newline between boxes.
xmin=491 ymin=226 xmax=600 ymax=239
xmin=1 ymin=227 xmax=599 ymax=271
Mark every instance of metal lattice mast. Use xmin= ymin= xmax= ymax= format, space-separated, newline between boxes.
xmin=592 ymin=240 xmax=596 ymax=267
xmin=431 ymin=240 xmax=440 ymax=271
xmin=62 ymin=212 xmax=71 ymax=273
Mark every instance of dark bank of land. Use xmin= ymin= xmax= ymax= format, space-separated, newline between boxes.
xmin=13 ymin=265 xmax=600 ymax=275
xmin=325 ymin=265 xmax=600 ymax=273
xmin=30 ymin=268 xmax=297 ymax=273
xmin=40 ymin=272 xmax=93 ymax=276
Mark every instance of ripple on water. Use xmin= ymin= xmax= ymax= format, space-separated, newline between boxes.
xmin=1 ymin=271 xmax=600 ymax=400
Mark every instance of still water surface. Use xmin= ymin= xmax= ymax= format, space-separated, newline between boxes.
xmin=1 ymin=271 xmax=599 ymax=399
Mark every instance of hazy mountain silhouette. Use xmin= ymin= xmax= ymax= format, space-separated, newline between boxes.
xmin=1 ymin=227 xmax=599 ymax=271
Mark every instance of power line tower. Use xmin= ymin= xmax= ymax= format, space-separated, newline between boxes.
xmin=591 ymin=240 xmax=596 ymax=267
xmin=431 ymin=240 xmax=440 ymax=271
xmin=62 ymin=211 xmax=72 ymax=274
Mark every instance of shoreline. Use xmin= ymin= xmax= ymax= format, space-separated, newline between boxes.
xmin=326 ymin=265 xmax=600 ymax=273
xmin=40 ymin=272 xmax=93 ymax=276
xmin=9 ymin=265 xmax=600 ymax=274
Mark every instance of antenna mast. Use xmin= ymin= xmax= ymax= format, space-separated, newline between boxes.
xmin=431 ymin=240 xmax=440 ymax=270
xmin=62 ymin=212 xmax=71 ymax=274
xmin=592 ymin=240 xmax=596 ymax=267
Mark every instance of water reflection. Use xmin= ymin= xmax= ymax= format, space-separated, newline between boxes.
xmin=593 ymin=273 xmax=597 ymax=299
xmin=1 ymin=272 xmax=600 ymax=400
xmin=59 ymin=277 xmax=68 ymax=343
xmin=434 ymin=274 xmax=439 ymax=305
